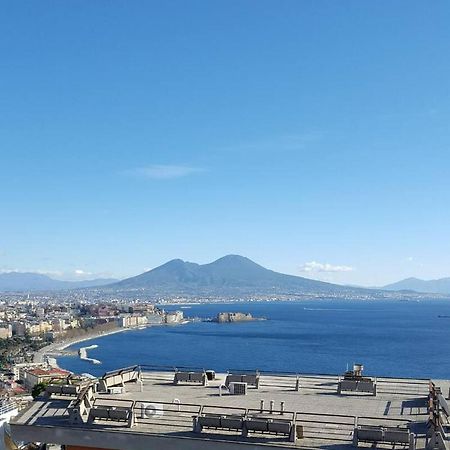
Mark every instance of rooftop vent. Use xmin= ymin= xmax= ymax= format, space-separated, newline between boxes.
xmin=353 ymin=364 xmax=364 ymax=377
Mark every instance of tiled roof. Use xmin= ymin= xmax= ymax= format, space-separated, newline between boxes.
xmin=27 ymin=367 xmax=70 ymax=377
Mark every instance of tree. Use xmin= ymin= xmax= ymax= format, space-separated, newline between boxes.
xmin=32 ymin=382 xmax=48 ymax=399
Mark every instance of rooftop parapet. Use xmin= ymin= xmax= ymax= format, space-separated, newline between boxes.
xmin=9 ymin=364 xmax=436 ymax=450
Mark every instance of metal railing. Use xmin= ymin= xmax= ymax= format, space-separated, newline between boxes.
xmin=137 ymin=363 xmax=430 ymax=381
xmin=0 ymin=400 xmax=18 ymax=416
xmin=36 ymin=363 xmax=430 ymax=447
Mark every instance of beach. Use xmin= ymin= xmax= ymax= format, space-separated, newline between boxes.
xmin=35 ymin=320 xmax=186 ymax=371
xmin=33 ymin=327 xmax=129 ymax=367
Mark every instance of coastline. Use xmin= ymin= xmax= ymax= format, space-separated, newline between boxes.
xmin=33 ymin=327 xmax=130 ymax=368
xmin=33 ymin=321 xmax=186 ymax=371
xmin=25 ymin=301 xmax=450 ymax=380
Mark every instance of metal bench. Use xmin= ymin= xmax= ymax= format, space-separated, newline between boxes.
xmin=244 ymin=417 xmax=295 ymax=442
xmin=245 ymin=417 xmax=293 ymax=434
xmin=268 ymin=419 xmax=293 ymax=435
xmin=338 ymin=379 xmax=377 ymax=396
xmin=225 ymin=372 xmax=260 ymax=388
xmin=46 ymin=384 xmax=81 ymax=397
xmin=194 ymin=413 xmax=295 ymax=442
xmin=194 ymin=413 xmax=245 ymax=432
xmin=174 ymin=371 xmax=207 ymax=386
xmin=353 ymin=425 xmax=415 ymax=450
xmin=88 ymin=406 xmax=134 ymax=427
xmin=98 ymin=365 xmax=141 ymax=392
xmin=245 ymin=418 xmax=268 ymax=432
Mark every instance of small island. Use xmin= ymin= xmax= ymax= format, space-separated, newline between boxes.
xmin=215 ymin=312 xmax=263 ymax=323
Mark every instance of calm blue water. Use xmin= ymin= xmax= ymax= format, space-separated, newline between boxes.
xmin=57 ymin=300 xmax=450 ymax=379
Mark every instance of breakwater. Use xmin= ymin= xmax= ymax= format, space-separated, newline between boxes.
xmin=78 ymin=344 xmax=101 ymax=365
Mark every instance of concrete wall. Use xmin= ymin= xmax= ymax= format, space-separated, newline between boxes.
xmin=10 ymin=423 xmax=290 ymax=450
xmin=66 ymin=447 xmax=114 ymax=450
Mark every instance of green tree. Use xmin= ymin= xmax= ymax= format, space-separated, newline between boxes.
xmin=32 ymin=382 xmax=48 ymax=399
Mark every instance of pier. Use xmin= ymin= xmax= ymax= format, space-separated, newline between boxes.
xmin=78 ymin=345 xmax=101 ymax=365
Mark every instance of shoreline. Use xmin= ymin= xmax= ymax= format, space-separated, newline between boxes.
xmin=33 ymin=321 xmax=186 ymax=371
xmin=33 ymin=327 xmax=130 ymax=368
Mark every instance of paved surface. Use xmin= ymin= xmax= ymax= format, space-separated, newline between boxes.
xmin=13 ymin=370 xmax=434 ymax=449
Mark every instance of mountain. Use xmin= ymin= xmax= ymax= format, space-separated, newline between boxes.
xmin=105 ymin=254 xmax=368 ymax=296
xmin=383 ymin=277 xmax=450 ymax=295
xmin=0 ymin=272 xmax=118 ymax=292
xmin=65 ymin=278 xmax=120 ymax=289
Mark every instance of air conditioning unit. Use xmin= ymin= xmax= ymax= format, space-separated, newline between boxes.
xmin=107 ymin=386 xmax=124 ymax=394
xmin=229 ymin=382 xmax=247 ymax=395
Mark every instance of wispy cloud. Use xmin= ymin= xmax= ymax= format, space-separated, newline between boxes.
xmin=125 ymin=165 xmax=205 ymax=180
xmin=0 ymin=268 xmax=114 ymax=281
xmin=74 ymin=269 xmax=92 ymax=276
xmin=0 ymin=268 xmax=63 ymax=276
xmin=0 ymin=269 xmax=18 ymax=274
xmin=59 ymin=269 xmax=116 ymax=281
xmin=299 ymin=261 xmax=354 ymax=274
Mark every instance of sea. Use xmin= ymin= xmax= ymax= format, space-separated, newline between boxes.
xmin=57 ymin=299 xmax=450 ymax=379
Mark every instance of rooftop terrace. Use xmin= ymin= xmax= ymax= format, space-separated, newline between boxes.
xmin=10 ymin=365 xmax=444 ymax=450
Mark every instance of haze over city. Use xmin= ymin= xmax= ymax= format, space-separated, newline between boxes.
xmin=1 ymin=1 xmax=450 ymax=287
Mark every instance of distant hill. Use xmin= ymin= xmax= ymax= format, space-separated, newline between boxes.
xmin=105 ymin=254 xmax=369 ymax=296
xmin=0 ymin=272 xmax=118 ymax=292
xmin=383 ymin=277 xmax=450 ymax=295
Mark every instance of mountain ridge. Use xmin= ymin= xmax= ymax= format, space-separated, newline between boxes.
xmin=383 ymin=277 xmax=450 ymax=295
xmin=0 ymin=272 xmax=118 ymax=292
xmin=106 ymin=254 xmax=363 ymax=296
xmin=6 ymin=256 xmax=448 ymax=297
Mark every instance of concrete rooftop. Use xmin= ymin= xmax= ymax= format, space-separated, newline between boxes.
xmin=11 ymin=369 xmax=435 ymax=450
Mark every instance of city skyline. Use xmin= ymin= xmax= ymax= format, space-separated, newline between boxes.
xmin=1 ymin=1 xmax=450 ymax=286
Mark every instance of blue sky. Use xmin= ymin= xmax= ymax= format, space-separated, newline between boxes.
xmin=1 ymin=1 xmax=449 ymax=286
